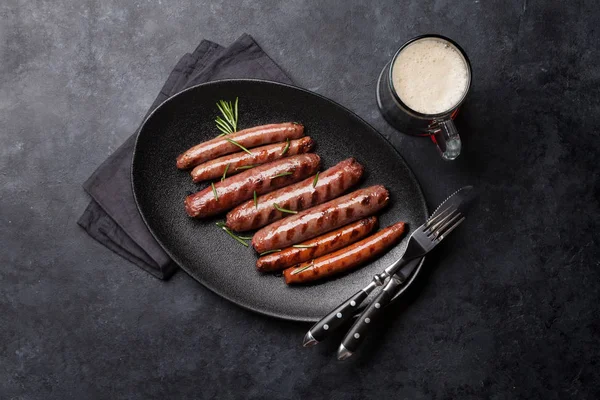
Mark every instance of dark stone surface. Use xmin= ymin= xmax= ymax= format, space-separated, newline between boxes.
xmin=1 ymin=0 xmax=599 ymax=398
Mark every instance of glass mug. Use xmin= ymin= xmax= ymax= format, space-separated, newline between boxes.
xmin=377 ymin=34 xmax=472 ymax=160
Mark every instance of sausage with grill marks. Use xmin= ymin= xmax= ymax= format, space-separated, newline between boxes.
xmin=185 ymin=154 xmax=321 ymax=218
xmin=190 ymin=137 xmax=315 ymax=183
xmin=283 ymin=221 xmax=406 ymax=284
xmin=256 ymin=217 xmax=377 ymax=272
xmin=251 ymin=185 xmax=390 ymax=253
xmin=176 ymin=122 xmax=304 ymax=170
xmin=226 ymin=158 xmax=364 ymax=232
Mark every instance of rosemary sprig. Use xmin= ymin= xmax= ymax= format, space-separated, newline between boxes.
xmin=292 ymin=244 xmax=317 ymax=248
xmin=273 ymin=203 xmax=297 ymax=214
xmin=221 ymin=163 xmax=230 ymax=182
xmin=236 ymin=164 xmax=258 ymax=171
xmin=290 ymin=262 xmax=314 ymax=275
xmin=259 ymin=249 xmax=282 ymax=256
xmin=270 ymin=171 xmax=293 ymax=179
xmin=237 ymin=234 xmax=254 ymax=240
xmin=215 ymin=222 xmax=248 ymax=247
xmin=225 ymin=138 xmax=253 ymax=155
xmin=312 ymin=171 xmax=320 ymax=188
xmin=215 ymin=98 xmax=238 ymax=135
xmin=211 ymin=182 xmax=218 ymax=201
xmin=281 ymin=138 xmax=290 ymax=155
xmin=253 ymin=191 xmax=258 ymax=208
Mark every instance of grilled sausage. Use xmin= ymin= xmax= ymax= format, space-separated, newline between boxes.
xmin=251 ymin=185 xmax=390 ymax=253
xmin=283 ymin=221 xmax=406 ymax=284
xmin=190 ymin=137 xmax=315 ymax=183
xmin=256 ymin=217 xmax=378 ymax=272
xmin=226 ymin=158 xmax=364 ymax=232
xmin=185 ymin=154 xmax=320 ymax=218
xmin=177 ymin=122 xmax=304 ymax=170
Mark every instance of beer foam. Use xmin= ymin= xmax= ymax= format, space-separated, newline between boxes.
xmin=391 ymin=38 xmax=469 ymax=115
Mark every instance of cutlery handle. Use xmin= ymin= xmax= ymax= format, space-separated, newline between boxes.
xmin=338 ymin=276 xmax=403 ymax=358
xmin=305 ymin=290 xmax=370 ymax=345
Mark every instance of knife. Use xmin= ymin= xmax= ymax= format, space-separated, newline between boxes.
xmin=303 ymin=186 xmax=475 ymax=348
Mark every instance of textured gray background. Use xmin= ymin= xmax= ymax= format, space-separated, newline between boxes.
xmin=1 ymin=0 xmax=599 ymax=399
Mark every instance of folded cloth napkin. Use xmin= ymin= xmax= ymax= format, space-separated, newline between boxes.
xmin=78 ymin=34 xmax=293 ymax=279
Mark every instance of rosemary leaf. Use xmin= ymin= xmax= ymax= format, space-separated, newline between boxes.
xmin=270 ymin=171 xmax=293 ymax=179
xmin=312 ymin=171 xmax=320 ymax=188
xmin=253 ymin=191 xmax=258 ymax=208
xmin=211 ymin=182 xmax=218 ymax=201
xmin=260 ymin=249 xmax=282 ymax=256
xmin=225 ymin=138 xmax=253 ymax=155
xmin=234 ymin=97 xmax=238 ymax=130
xmin=221 ymin=163 xmax=230 ymax=182
xmin=281 ymin=138 xmax=290 ymax=155
xmin=223 ymin=229 xmax=249 ymax=247
xmin=216 ymin=117 xmax=232 ymax=134
xmin=237 ymin=234 xmax=254 ymax=240
xmin=236 ymin=164 xmax=258 ymax=171
xmin=215 ymin=222 xmax=249 ymax=247
xmin=217 ymin=101 xmax=233 ymax=122
xmin=273 ymin=203 xmax=297 ymax=214
xmin=292 ymin=244 xmax=317 ymax=248
xmin=291 ymin=262 xmax=314 ymax=275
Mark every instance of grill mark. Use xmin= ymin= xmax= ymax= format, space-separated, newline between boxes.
xmin=310 ymin=190 xmax=319 ymax=205
xmin=338 ymin=172 xmax=346 ymax=191
xmin=330 ymin=209 xmax=339 ymax=225
xmin=296 ymin=162 xmax=307 ymax=177
xmin=346 ymin=207 xmax=355 ymax=219
xmin=325 ymin=183 xmax=331 ymax=199
xmin=350 ymin=229 xmax=359 ymax=238
xmin=267 ymin=208 xmax=277 ymax=222
xmin=315 ymin=213 xmax=325 ymax=229
xmin=300 ymin=223 xmax=308 ymax=234
xmin=251 ymin=213 xmax=261 ymax=229
xmin=285 ymin=229 xmax=295 ymax=241
xmin=330 ymin=232 xmax=341 ymax=245
xmin=297 ymin=195 xmax=304 ymax=210
xmin=271 ymin=236 xmax=280 ymax=248
xmin=360 ymin=195 xmax=372 ymax=205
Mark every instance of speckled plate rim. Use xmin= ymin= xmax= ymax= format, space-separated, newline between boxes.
xmin=131 ymin=78 xmax=428 ymax=322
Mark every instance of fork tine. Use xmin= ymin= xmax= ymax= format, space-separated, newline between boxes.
xmin=428 ymin=209 xmax=459 ymax=233
xmin=425 ymin=206 xmax=454 ymax=228
xmin=429 ymin=211 xmax=462 ymax=239
xmin=438 ymin=216 xmax=466 ymax=241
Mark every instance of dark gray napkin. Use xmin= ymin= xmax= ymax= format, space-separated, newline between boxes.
xmin=78 ymin=34 xmax=293 ymax=279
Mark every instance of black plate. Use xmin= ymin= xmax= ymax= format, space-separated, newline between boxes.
xmin=132 ymin=79 xmax=427 ymax=322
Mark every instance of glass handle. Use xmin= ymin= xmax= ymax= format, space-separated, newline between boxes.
xmin=431 ymin=119 xmax=461 ymax=160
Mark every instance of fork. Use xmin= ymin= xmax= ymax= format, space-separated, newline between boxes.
xmin=303 ymin=205 xmax=464 ymax=348
xmin=336 ymin=206 xmax=465 ymax=359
